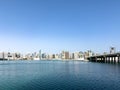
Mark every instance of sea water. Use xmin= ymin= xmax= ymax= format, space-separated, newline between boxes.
xmin=0 ymin=60 xmax=120 ymax=90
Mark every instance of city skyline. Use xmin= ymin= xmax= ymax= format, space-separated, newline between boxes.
xmin=0 ymin=47 xmax=117 ymax=61
xmin=0 ymin=0 xmax=120 ymax=53
xmin=0 ymin=50 xmax=89 ymax=60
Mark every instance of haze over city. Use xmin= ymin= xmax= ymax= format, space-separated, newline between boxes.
xmin=0 ymin=0 xmax=120 ymax=53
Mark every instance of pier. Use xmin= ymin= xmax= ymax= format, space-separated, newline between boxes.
xmin=87 ymin=53 xmax=120 ymax=63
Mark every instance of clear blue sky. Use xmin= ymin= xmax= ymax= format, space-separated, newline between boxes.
xmin=0 ymin=0 xmax=120 ymax=53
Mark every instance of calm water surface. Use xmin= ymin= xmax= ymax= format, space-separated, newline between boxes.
xmin=0 ymin=60 xmax=120 ymax=90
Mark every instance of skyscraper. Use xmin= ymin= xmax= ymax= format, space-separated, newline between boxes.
xmin=61 ymin=51 xmax=69 ymax=60
xmin=39 ymin=50 xmax=42 ymax=60
xmin=110 ymin=47 xmax=116 ymax=54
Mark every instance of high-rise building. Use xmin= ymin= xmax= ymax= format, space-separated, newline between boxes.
xmin=39 ymin=50 xmax=42 ymax=60
xmin=110 ymin=47 xmax=116 ymax=54
xmin=71 ymin=52 xmax=84 ymax=60
xmin=88 ymin=50 xmax=93 ymax=57
xmin=42 ymin=53 xmax=46 ymax=60
xmin=61 ymin=51 xmax=69 ymax=60
xmin=78 ymin=51 xmax=84 ymax=60
xmin=71 ymin=53 xmax=75 ymax=59
xmin=74 ymin=52 xmax=79 ymax=60
xmin=0 ymin=52 xmax=4 ymax=60
xmin=52 ymin=54 xmax=55 ymax=59
xmin=55 ymin=54 xmax=60 ymax=60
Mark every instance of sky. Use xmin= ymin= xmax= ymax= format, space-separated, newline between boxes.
xmin=0 ymin=0 xmax=120 ymax=54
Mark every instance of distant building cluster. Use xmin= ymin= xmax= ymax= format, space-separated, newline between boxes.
xmin=0 ymin=52 xmax=22 ymax=60
xmin=0 ymin=47 xmax=117 ymax=60
xmin=0 ymin=50 xmax=93 ymax=60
